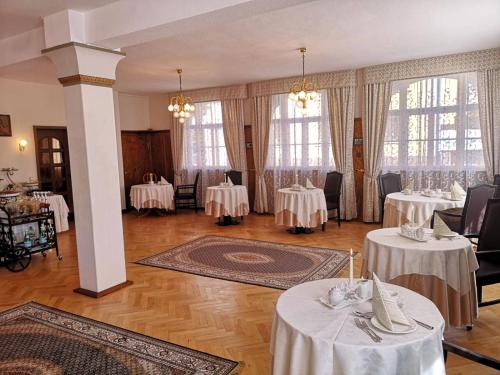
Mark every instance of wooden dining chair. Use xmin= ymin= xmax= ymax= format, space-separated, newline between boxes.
xmin=174 ymin=171 xmax=201 ymax=212
xmin=225 ymin=170 xmax=242 ymax=186
xmin=432 ymin=184 xmax=497 ymax=236
xmin=323 ymin=171 xmax=343 ymax=227
xmin=378 ymin=173 xmax=402 ymax=225
xmin=464 ymin=198 xmax=500 ymax=307
xmin=443 ymin=340 xmax=500 ymax=370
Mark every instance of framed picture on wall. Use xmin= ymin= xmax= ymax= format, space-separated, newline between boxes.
xmin=0 ymin=114 xmax=12 ymax=136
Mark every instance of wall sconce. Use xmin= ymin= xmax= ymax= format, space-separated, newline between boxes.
xmin=18 ymin=139 xmax=27 ymax=152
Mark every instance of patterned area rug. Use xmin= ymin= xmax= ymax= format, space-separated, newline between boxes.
xmin=136 ymin=236 xmax=350 ymax=289
xmin=0 ymin=302 xmax=238 ymax=375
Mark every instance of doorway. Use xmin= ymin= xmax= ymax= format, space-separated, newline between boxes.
xmin=33 ymin=126 xmax=73 ymax=212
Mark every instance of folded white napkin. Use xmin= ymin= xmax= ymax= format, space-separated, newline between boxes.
xmin=160 ymin=176 xmax=168 ymax=185
xmin=451 ymin=181 xmax=466 ymax=199
xmin=433 ymin=214 xmax=455 ymax=237
xmin=372 ymin=273 xmax=411 ymax=331
xmin=306 ymin=178 xmax=315 ymax=189
xmin=405 ymin=181 xmax=414 ymax=191
xmin=227 ymin=177 xmax=234 ymax=187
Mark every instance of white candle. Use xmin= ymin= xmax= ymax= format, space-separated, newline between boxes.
xmin=349 ymin=248 xmax=354 ymax=284
xmin=409 ymin=203 xmax=414 ymax=225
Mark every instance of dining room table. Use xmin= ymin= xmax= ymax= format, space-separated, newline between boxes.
xmin=271 ymin=278 xmax=446 ymax=375
xmin=383 ymin=191 xmax=465 ymax=228
xmin=274 ymin=187 xmax=328 ymax=233
xmin=205 ymin=184 xmax=249 ymax=225
xmin=361 ymin=227 xmax=478 ymax=328
xmin=130 ymin=183 xmax=175 ymax=212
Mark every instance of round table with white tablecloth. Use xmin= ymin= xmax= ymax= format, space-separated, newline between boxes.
xmin=361 ymin=227 xmax=478 ymax=328
xmin=383 ymin=192 xmax=465 ymax=228
xmin=271 ymin=278 xmax=445 ymax=375
xmin=130 ymin=183 xmax=174 ymax=211
xmin=274 ymin=188 xmax=328 ymax=231
xmin=205 ymin=185 xmax=249 ymax=225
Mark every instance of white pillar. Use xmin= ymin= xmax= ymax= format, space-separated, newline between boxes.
xmin=43 ymin=42 xmax=129 ymax=295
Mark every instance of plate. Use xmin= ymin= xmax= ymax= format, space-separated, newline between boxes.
xmin=0 ymin=191 xmax=20 ymax=198
xmin=370 ymin=316 xmax=417 ymax=334
xmin=434 ymin=232 xmax=458 ymax=238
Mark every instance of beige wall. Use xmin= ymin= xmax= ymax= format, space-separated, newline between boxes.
xmin=149 ymin=93 xmax=172 ymax=130
xmin=0 ymin=78 xmax=66 ymax=189
xmin=117 ymin=92 xmax=151 ymax=130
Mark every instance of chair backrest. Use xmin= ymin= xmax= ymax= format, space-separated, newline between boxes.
xmin=493 ymin=174 xmax=500 ymax=186
xmin=477 ymin=198 xmax=500 ymax=253
xmin=324 ymin=172 xmax=343 ymax=202
xmin=225 ymin=170 xmax=242 ymax=185
xmin=378 ymin=173 xmax=402 ymax=199
xmin=193 ymin=171 xmax=201 ymax=192
xmin=461 ymin=184 xmax=497 ymax=235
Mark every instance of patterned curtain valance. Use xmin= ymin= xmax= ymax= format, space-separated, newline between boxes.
xmin=248 ymin=69 xmax=356 ymax=97
xmin=362 ymin=48 xmax=500 ymax=84
xmin=168 ymin=83 xmax=247 ymax=103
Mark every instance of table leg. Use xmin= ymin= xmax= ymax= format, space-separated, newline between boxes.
xmin=216 ymin=216 xmax=240 ymax=226
xmin=287 ymin=226 xmax=314 ymax=234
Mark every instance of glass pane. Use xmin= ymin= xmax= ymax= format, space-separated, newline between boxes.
xmin=51 ymin=137 xmax=61 ymax=149
xmin=52 ymin=152 xmax=63 ymax=164
xmin=53 ymin=166 xmax=65 ymax=180
xmin=438 ymin=78 xmax=458 ymax=107
xmin=54 ymin=179 xmax=67 ymax=193
xmin=40 ymin=137 xmax=49 ymax=149
xmin=41 ymin=152 xmax=50 ymax=165
xmin=40 ymin=167 xmax=51 ymax=180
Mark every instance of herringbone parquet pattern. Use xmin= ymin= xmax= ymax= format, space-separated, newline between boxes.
xmin=0 ymin=211 xmax=498 ymax=374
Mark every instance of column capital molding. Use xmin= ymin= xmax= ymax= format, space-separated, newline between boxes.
xmin=41 ymin=41 xmax=126 ymax=56
xmin=59 ymin=74 xmax=115 ymax=87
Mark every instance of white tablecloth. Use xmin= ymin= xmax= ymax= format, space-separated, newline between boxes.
xmin=362 ymin=228 xmax=479 ymax=328
xmin=130 ymin=183 xmax=174 ymax=210
xmin=45 ymin=194 xmax=69 ymax=232
xmin=275 ymin=188 xmax=328 ymax=228
xmin=383 ymin=192 xmax=465 ymax=228
xmin=205 ymin=185 xmax=249 ymax=218
xmin=271 ymin=278 xmax=445 ymax=375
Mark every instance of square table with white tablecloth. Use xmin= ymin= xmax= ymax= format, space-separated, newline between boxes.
xmin=271 ymin=278 xmax=446 ymax=375
xmin=130 ymin=183 xmax=175 ymax=211
xmin=383 ymin=192 xmax=464 ymax=228
xmin=362 ymin=227 xmax=478 ymax=328
xmin=205 ymin=185 xmax=249 ymax=219
xmin=275 ymin=188 xmax=328 ymax=230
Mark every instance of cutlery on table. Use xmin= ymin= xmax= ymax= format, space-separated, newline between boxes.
xmin=359 ymin=319 xmax=383 ymax=342
xmin=354 ymin=317 xmax=381 ymax=342
xmin=353 ymin=311 xmax=433 ymax=330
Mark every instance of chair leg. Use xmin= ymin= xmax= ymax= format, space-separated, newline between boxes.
xmin=322 ymin=223 xmax=325 ymax=232
xmin=478 ymin=285 xmax=482 ymax=305
xmin=337 ymin=208 xmax=340 ymax=227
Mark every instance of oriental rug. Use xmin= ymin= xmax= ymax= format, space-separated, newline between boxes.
xmin=136 ymin=236 xmax=350 ymax=289
xmin=0 ymin=302 xmax=238 ymax=375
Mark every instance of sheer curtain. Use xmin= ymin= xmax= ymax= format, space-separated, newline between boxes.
xmin=265 ymin=90 xmax=334 ymax=212
xmin=183 ymin=100 xmax=229 ymax=205
xmin=382 ymin=72 xmax=487 ymax=190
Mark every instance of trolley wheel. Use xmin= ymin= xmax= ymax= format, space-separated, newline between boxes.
xmin=6 ymin=248 xmax=32 ymax=272
xmin=42 ymin=252 xmax=47 ymax=257
xmin=58 ymin=255 xmax=63 ymax=261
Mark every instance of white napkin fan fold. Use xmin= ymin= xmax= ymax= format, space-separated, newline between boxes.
xmin=372 ymin=273 xmax=411 ymax=331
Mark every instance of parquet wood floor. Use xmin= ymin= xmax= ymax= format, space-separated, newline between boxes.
xmin=0 ymin=211 xmax=498 ymax=374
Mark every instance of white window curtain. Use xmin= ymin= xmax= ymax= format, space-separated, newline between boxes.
xmin=183 ymin=100 xmax=229 ymax=205
xmin=382 ymin=72 xmax=486 ymax=190
xmin=265 ymin=90 xmax=334 ymax=212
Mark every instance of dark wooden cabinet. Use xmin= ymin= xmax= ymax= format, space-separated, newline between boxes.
xmin=121 ymin=130 xmax=173 ymax=208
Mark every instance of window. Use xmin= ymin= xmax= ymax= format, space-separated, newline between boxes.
xmin=267 ymin=90 xmax=333 ymax=170
xmin=183 ymin=101 xmax=229 ymax=169
xmin=382 ymin=72 xmax=484 ymax=187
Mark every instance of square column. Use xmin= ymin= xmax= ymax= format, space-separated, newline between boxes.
xmin=43 ymin=43 xmax=129 ymax=296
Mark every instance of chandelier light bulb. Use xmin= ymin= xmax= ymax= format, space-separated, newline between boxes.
xmin=168 ymin=104 xmax=174 ymax=111
xmin=297 ymin=100 xmax=304 ymax=108
xmin=185 ymin=112 xmax=191 ymax=118
xmin=310 ymin=91 xmax=317 ymax=99
xmin=184 ymin=103 xmax=190 ymax=111
xmin=179 ymin=117 xmax=185 ymax=124
xmin=173 ymin=112 xmax=179 ymax=118
xmin=180 ymin=111 xmax=185 ymax=117
xmin=298 ymin=90 xmax=306 ymax=99
xmin=173 ymin=104 xmax=179 ymax=111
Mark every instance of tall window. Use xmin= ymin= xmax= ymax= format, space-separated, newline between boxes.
xmin=382 ymin=72 xmax=484 ymax=188
xmin=267 ymin=90 xmax=333 ymax=170
xmin=264 ymin=90 xmax=334 ymax=212
xmin=183 ymin=101 xmax=229 ymax=169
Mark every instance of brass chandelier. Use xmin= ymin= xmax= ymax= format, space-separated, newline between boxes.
xmin=168 ymin=69 xmax=195 ymax=124
xmin=288 ymin=47 xmax=317 ymax=113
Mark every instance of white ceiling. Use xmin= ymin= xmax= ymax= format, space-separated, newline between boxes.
xmin=1 ymin=0 xmax=500 ymax=94
xmin=0 ymin=0 xmax=117 ymax=39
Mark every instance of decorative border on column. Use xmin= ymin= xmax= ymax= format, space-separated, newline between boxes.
xmin=59 ymin=74 xmax=116 ymax=87
xmin=74 ymin=280 xmax=133 ymax=298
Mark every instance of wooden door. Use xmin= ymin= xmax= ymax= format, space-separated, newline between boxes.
xmin=121 ymin=132 xmax=151 ymax=207
xmin=353 ymin=118 xmax=364 ymax=220
xmin=34 ymin=127 xmax=73 ymax=212
xmin=150 ymin=131 xmax=173 ymax=182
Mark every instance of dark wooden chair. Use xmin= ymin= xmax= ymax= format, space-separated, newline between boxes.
xmin=443 ymin=340 xmax=500 ymax=370
xmin=494 ymin=174 xmax=500 ymax=198
xmin=465 ymin=198 xmax=500 ymax=307
xmin=324 ymin=171 xmax=343 ymax=227
xmin=225 ymin=170 xmax=242 ymax=186
xmin=378 ymin=173 xmax=402 ymax=225
xmin=432 ymin=184 xmax=497 ymax=236
xmin=174 ymin=171 xmax=200 ymax=212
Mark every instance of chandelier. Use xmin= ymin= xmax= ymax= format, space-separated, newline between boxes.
xmin=168 ymin=69 xmax=195 ymax=124
xmin=288 ymin=47 xmax=317 ymax=113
